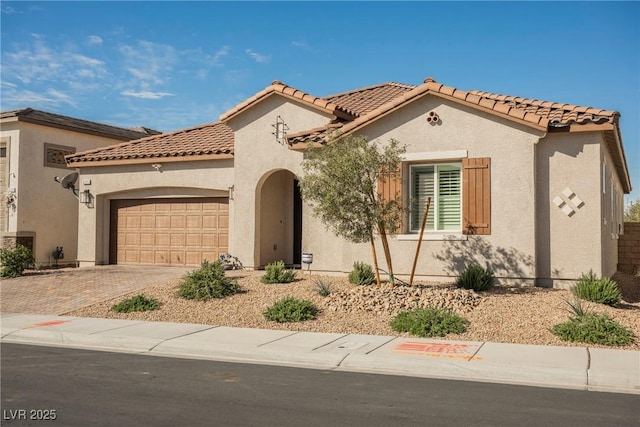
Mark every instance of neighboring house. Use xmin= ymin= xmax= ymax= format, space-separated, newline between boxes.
xmin=0 ymin=108 xmax=159 ymax=266
xmin=66 ymin=77 xmax=631 ymax=287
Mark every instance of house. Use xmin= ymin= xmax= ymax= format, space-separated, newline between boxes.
xmin=0 ymin=108 xmax=159 ymax=266
xmin=65 ymin=77 xmax=631 ymax=287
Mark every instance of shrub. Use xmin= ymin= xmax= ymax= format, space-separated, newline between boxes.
xmin=563 ymin=296 xmax=588 ymax=317
xmin=571 ymin=270 xmax=622 ymax=306
xmin=261 ymin=260 xmax=296 ymax=284
xmin=0 ymin=244 xmax=33 ymax=278
xmin=390 ymin=307 xmax=470 ymax=338
xmin=312 ymin=276 xmax=332 ymax=297
xmin=455 ymin=264 xmax=495 ymax=291
xmin=177 ymin=260 xmax=239 ymax=300
xmin=552 ymin=314 xmax=634 ymax=346
xmin=264 ymin=297 xmax=318 ymax=323
xmin=348 ymin=261 xmax=375 ymax=286
xmin=112 ymin=294 xmax=160 ymax=313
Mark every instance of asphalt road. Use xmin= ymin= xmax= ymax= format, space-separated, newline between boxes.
xmin=1 ymin=343 xmax=638 ymax=427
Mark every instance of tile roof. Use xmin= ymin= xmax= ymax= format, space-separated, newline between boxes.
xmin=66 ymin=121 xmax=233 ymax=166
xmin=287 ymin=77 xmax=629 ymax=193
xmin=467 ymin=90 xmax=619 ymax=127
xmin=1 ymin=108 xmax=159 ymax=141
xmin=219 ymin=81 xmax=355 ymax=122
xmin=289 ymin=77 xmax=620 ymax=146
xmin=323 ymin=82 xmax=416 ymax=117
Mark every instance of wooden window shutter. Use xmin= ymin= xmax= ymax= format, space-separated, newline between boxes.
xmin=462 ymin=158 xmax=491 ymax=235
xmin=378 ymin=163 xmax=403 ymax=234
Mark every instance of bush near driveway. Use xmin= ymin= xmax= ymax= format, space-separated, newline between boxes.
xmin=112 ymin=294 xmax=160 ymax=313
xmin=261 ymin=260 xmax=297 ymax=284
xmin=177 ymin=260 xmax=239 ymax=300
xmin=0 ymin=244 xmax=33 ymax=278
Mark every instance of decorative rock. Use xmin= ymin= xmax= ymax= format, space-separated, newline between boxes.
xmin=323 ymin=284 xmax=482 ymax=315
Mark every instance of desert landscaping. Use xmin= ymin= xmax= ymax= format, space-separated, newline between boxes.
xmin=67 ymin=270 xmax=640 ymax=351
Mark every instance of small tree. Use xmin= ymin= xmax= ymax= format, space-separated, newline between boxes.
xmin=625 ymin=198 xmax=640 ymax=222
xmin=299 ymin=134 xmax=405 ymax=285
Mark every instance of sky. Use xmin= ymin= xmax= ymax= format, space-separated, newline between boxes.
xmin=1 ymin=1 xmax=639 ymax=201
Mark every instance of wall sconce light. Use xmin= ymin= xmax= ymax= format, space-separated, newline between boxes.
xmin=151 ymin=163 xmax=162 ymax=172
xmin=228 ymin=185 xmax=234 ymax=200
xmin=79 ymin=189 xmax=92 ymax=205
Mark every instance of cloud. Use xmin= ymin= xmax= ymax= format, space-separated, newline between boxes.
xmin=87 ymin=35 xmax=103 ymax=45
xmin=291 ymin=40 xmax=308 ymax=48
xmin=2 ymin=35 xmax=107 ymax=85
xmin=118 ymin=40 xmax=178 ymax=86
xmin=0 ymin=87 xmax=77 ymax=108
xmin=46 ymin=88 xmax=78 ymax=108
xmin=120 ymin=90 xmax=175 ymax=100
xmin=212 ymin=45 xmax=230 ymax=63
xmin=108 ymin=102 xmax=221 ymax=133
xmin=246 ymin=48 xmax=270 ymax=63
xmin=1 ymin=3 xmax=20 ymax=14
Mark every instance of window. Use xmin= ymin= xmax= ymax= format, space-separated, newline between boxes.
xmin=410 ymin=163 xmax=461 ymax=232
xmin=378 ymin=156 xmax=490 ymax=237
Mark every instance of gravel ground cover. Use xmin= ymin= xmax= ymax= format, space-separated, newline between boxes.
xmin=67 ymin=271 xmax=640 ymax=351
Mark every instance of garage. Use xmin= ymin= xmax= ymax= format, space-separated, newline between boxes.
xmin=109 ymin=198 xmax=228 ymax=266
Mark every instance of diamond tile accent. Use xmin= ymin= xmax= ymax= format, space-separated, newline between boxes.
xmin=554 ymin=188 xmax=584 ymax=217
xmin=553 ymin=196 xmax=565 ymax=208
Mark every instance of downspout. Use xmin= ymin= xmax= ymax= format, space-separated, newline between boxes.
xmin=533 ymin=125 xmax=549 ymax=287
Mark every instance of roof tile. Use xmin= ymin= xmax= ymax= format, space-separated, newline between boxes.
xmin=67 ymin=122 xmax=233 ymax=165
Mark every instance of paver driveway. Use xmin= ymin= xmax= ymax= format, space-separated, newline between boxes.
xmin=0 ymin=265 xmax=191 ymax=315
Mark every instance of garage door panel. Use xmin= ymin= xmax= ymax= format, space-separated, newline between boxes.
xmin=186 ymin=215 xmax=201 ymax=228
xmin=155 ymin=216 xmax=170 ymax=229
xmin=185 ymin=251 xmax=203 ymax=265
xmin=124 ymin=249 xmax=139 ymax=263
xmin=111 ymin=197 xmax=228 ymax=266
xmin=171 ymin=216 xmax=185 ymax=228
xmin=185 ymin=233 xmax=201 ymax=247
xmin=219 ymin=215 xmax=229 ymax=229
xmin=202 ymin=215 xmax=218 ymax=229
xmin=154 ymin=250 xmax=169 ymax=264
xmin=155 ymin=234 xmax=170 ymax=246
xmin=202 ymin=233 xmax=217 ymax=247
xmin=170 ymin=233 xmax=184 ymax=247
xmin=140 ymin=216 xmax=155 ymax=228
xmin=125 ymin=233 xmax=139 ymax=245
xmin=201 ymin=251 xmax=219 ymax=262
xmin=139 ymin=250 xmax=154 ymax=264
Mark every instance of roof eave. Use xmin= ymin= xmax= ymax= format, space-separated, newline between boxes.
xmin=67 ymin=153 xmax=234 ymax=168
xmin=9 ymin=115 xmax=140 ymax=141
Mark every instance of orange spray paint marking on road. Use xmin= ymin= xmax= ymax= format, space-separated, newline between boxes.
xmin=393 ymin=341 xmax=483 ymax=361
xmin=28 ymin=320 xmax=70 ymax=328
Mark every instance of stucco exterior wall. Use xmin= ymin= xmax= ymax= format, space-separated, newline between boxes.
xmin=600 ymin=141 xmax=625 ymax=277
xmin=226 ymin=95 xmax=333 ymax=268
xmin=535 ymin=132 xmax=603 ymax=287
xmin=300 ymin=96 xmax=544 ymax=285
xmin=75 ymin=159 xmax=234 ymax=266
xmin=0 ymin=121 xmax=139 ymax=265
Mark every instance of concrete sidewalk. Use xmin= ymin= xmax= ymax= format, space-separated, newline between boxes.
xmin=2 ymin=312 xmax=638 ymax=395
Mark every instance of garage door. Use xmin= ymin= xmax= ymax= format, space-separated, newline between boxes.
xmin=109 ymin=198 xmax=228 ymax=266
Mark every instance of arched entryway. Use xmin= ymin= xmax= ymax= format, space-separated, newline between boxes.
xmin=257 ymin=169 xmax=302 ymax=268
